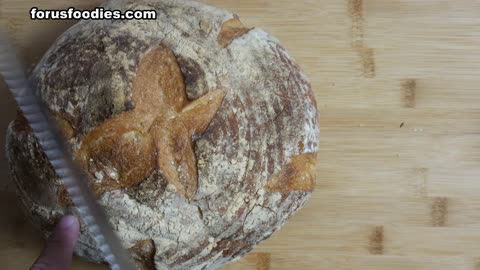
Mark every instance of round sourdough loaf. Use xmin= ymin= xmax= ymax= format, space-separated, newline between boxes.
xmin=6 ymin=0 xmax=319 ymax=269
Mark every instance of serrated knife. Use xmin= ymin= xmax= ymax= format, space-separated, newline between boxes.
xmin=0 ymin=31 xmax=136 ymax=270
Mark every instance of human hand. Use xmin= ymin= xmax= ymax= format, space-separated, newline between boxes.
xmin=30 ymin=215 xmax=80 ymax=270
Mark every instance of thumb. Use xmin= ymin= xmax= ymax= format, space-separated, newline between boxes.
xmin=31 ymin=215 xmax=80 ymax=270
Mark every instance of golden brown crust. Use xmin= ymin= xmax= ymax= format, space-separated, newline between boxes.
xmin=265 ymin=153 xmax=317 ymax=194
xmin=151 ymin=118 xmax=198 ymax=198
xmin=217 ymin=18 xmax=252 ymax=48
xmin=179 ymin=89 xmax=227 ymax=136
xmin=75 ymin=111 xmax=157 ymax=195
xmin=150 ymin=95 xmax=227 ymax=200
xmin=131 ymin=46 xmax=188 ymax=114
xmin=75 ymin=45 xmax=226 ymax=199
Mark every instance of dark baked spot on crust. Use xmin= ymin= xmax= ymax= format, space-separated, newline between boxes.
xmin=124 ymin=100 xmax=135 ymax=111
xmin=124 ymin=171 xmax=168 ymax=208
xmin=12 ymin=111 xmax=31 ymax=132
xmin=129 ymin=239 xmax=157 ymax=270
xmin=177 ymin=55 xmax=208 ymax=100
xmin=197 ymin=206 xmax=204 ymax=220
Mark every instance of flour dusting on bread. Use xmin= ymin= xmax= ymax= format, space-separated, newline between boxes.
xmin=6 ymin=0 xmax=319 ymax=269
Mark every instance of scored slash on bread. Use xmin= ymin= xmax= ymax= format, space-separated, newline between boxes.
xmin=217 ymin=18 xmax=252 ymax=48
xmin=265 ymin=153 xmax=317 ymax=194
xmin=75 ymin=46 xmax=227 ymax=200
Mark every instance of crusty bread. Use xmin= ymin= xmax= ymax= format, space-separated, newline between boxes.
xmin=6 ymin=0 xmax=319 ymax=269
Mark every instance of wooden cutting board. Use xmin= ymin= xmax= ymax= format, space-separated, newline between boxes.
xmin=1 ymin=0 xmax=480 ymax=269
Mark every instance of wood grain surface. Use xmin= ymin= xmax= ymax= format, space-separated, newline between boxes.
xmin=1 ymin=0 xmax=480 ymax=269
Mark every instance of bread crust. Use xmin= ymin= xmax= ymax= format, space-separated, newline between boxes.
xmin=6 ymin=0 xmax=319 ymax=269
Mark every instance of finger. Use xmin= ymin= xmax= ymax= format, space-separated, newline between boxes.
xmin=31 ymin=215 xmax=80 ymax=270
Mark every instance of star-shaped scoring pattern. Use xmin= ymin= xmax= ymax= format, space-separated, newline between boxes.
xmin=75 ymin=46 xmax=226 ymax=200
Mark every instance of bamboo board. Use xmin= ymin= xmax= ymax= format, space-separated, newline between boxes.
xmin=1 ymin=0 xmax=480 ymax=269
